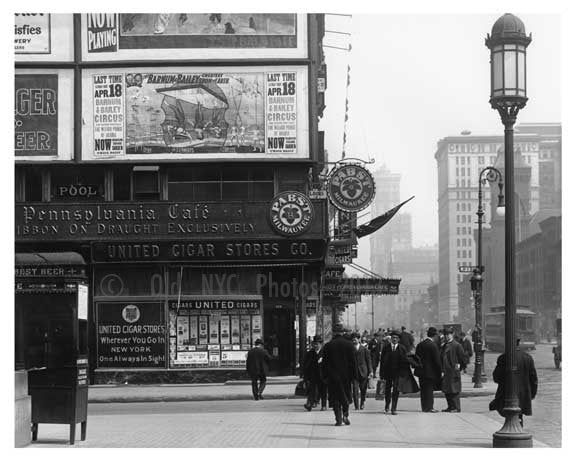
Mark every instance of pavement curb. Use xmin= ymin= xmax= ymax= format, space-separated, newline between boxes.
xmin=87 ymin=389 xmax=495 ymax=404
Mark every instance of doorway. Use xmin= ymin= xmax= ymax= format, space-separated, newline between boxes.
xmin=263 ymin=308 xmax=295 ymax=376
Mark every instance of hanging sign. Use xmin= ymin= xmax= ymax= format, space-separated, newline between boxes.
xmin=327 ymin=164 xmax=375 ymax=212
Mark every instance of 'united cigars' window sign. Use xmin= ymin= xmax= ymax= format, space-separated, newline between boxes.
xmin=14 ymin=69 xmax=74 ymax=160
xmin=15 ymin=14 xmax=74 ymax=62
xmin=327 ymin=164 xmax=376 ymax=212
xmin=82 ymin=66 xmax=308 ymax=160
xmin=81 ymin=14 xmax=307 ymax=61
xmin=96 ymin=302 xmax=166 ymax=368
xmin=15 ymin=202 xmax=325 ymax=241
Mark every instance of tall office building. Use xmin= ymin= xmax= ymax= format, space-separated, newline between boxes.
xmin=434 ymin=124 xmax=554 ymax=322
xmin=369 ymin=165 xmax=436 ymax=329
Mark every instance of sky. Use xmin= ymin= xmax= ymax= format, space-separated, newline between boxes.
xmin=320 ymin=12 xmax=563 ymax=250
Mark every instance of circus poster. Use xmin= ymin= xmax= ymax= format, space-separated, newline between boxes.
xmin=83 ymin=66 xmax=309 ymax=160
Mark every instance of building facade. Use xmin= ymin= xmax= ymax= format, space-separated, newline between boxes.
xmin=369 ymin=165 xmax=413 ymax=328
xmin=434 ymin=124 xmax=561 ymax=322
xmin=15 ymin=13 xmax=329 ymax=383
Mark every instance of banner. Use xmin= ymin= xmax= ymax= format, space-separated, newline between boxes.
xmin=93 ymin=74 xmax=125 ymax=156
xmin=15 ymin=74 xmax=58 ymax=156
xmin=83 ymin=67 xmax=308 ymax=160
xmin=15 ymin=14 xmax=74 ymax=62
xmin=15 ymin=69 xmax=74 ymax=160
xmin=82 ymin=14 xmax=307 ymax=61
xmin=96 ymin=302 xmax=166 ymax=368
xmin=14 ymin=14 xmax=50 ymax=54
xmin=353 ymin=196 xmax=415 ymax=238
xmin=15 ymin=201 xmax=326 ymax=242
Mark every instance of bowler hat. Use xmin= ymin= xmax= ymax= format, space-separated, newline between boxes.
xmin=427 ymin=327 xmax=438 ymax=337
xmin=390 ymin=330 xmax=401 ymax=338
xmin=332 ymin=324 xmax=345 ymax=334
xmin=445 ymin=327 xmax=455 ymax=335
xmin=254 ymin=338 xmax=264 ymax=345
xmin=312 ymin=334 xmax=323 ymax=343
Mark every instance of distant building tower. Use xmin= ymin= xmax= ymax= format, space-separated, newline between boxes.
xmin=370 ymin=165 xmax=412 ymax=327
xmin=434 ymin=126 xmax=544 ymax=323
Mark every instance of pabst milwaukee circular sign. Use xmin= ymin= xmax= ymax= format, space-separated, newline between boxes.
xmin=269 ymin=191 xmax=314 ymax=237
xmin=327 ymin=164 xmax=376 ymax=212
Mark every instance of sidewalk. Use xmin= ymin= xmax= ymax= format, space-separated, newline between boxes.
xmin=26 ymin=395 xmax=549 ymax=448
xmin=88 ymin=375 xmax=498 ymax=403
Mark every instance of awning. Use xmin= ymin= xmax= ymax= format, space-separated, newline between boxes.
xmin=15 ymin=252 xmax=86 ymax=266
xmin=15 ymin=252 xmax=87 ymax=280
xmin=322 ymin=277 xmax=401 ymax=296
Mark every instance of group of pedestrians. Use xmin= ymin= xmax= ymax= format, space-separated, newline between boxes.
xmin=246 ymin=322 xmax=538 ymax=428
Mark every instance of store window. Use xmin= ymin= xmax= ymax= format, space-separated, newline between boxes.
xmin=166 ymin=266 xmax=264 ymax=369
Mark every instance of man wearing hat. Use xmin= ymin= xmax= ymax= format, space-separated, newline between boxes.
xmin=415 ymin=327 xmax=443 ymax=412
xmin=352 ymin=335 xmax=373 ymax=410
xmin=303 ymin=335 xmax=326 ymax=411
xmin=440 ymin=327 xmax=468 ymax=412
xmin=379 ymin=330 xmax=410 ymax=415
xmin=246 ymin=338 xmax=271 ymax=401
xmin=321 ymin=324 xmax=358 ymax=426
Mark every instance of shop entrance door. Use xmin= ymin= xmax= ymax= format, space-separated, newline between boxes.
xmin=264 ymin=309 xmax=295 ymax=376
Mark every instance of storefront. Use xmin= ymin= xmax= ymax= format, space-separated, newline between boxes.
xmin=15 ymin=198 xmax=327 ymax=383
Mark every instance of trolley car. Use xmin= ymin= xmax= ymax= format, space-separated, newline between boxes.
xmin=484 ymin=306 xmax=536 ymax=352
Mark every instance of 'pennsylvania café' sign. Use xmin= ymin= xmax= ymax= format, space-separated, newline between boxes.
xmin=15 ymin=201 xmax=325 ymax=241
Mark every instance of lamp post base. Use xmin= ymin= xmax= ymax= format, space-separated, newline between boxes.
xmin=493 ymin=432 xmax=533 ymax=448
xmin=492 ymin=414 xmax=533 ymax=448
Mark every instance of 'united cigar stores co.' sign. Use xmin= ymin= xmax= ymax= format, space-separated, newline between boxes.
xmin=15 ymin=201 xmax=324 ymax=241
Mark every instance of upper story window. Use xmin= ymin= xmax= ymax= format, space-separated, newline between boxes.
xmin=167 ymin=166 xmax=274 ymax=201
xmin=133 ymin=166 xmax=161 ymax=201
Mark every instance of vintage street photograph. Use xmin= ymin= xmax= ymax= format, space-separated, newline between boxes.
xmin=10 ymin=1 xmax=571 ymax=454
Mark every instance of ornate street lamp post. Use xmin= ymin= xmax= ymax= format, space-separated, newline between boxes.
xmin=486 ymin=13 xmax=532 ymax=447
xmin=471 ymin=167 xmax=504 ymax=389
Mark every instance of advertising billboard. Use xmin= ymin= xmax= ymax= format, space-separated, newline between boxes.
xmin=15 ymin=14 xmax=74 ymax=62
xmin=81 ymin=13 xmax=307 ymax=61
xmin=81 ymin=66 xmax=309 ymax=160
xmin=14 ymin=69 xmax=74 ymax=161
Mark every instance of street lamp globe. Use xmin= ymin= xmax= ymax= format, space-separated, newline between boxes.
xmin=496 ymin=205 xmax=505 ymax=217
xmin=486 ymin=13 xmax=532 ymax=110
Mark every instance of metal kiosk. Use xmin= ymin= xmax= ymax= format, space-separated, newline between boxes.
xmin=15 ymin=252 xmax=89 ymax=445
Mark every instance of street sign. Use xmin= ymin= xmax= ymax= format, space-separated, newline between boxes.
xmin=458 ymin=266 xmax=476 ymax=273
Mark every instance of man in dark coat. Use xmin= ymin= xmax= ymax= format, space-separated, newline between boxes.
xmin=399 ymin=326 xmax=415 ymax=353
xmin=352 ymin=336 xmax=373 ymax=410
xmin=440 ymin=327 xmax=468 ymax=412
xmin=368 ymin=333 xmax=382 ymax=373
xmin=459 ymin=332 xmax=473 ymax=373
xmin=415 ymin=326 xmax=443 ymax=412
xmin=379 ymin=330 xmax=409 ymax=415
xmin=245 ymin=338 xmax=271 ymax=400
xmin=321 ymin=324 xmax=358 ymax=426
xmin=490 ymin=339 xmax=538 ymax=427
xmin=303 ymin=335 xmax=324 ymax=411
